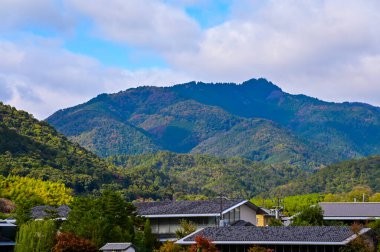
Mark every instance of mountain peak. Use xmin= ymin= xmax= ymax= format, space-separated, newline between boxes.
xmin=241 ymin=78 xmax=282 ymax=92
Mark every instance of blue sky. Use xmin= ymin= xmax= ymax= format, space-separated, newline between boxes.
xmin=1 ymin=0 xmax=380 ymax=119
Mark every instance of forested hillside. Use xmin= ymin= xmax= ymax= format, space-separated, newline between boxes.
xmin=108 ymin=152 xmax=380 ymax=200
xmin=109 ymin=152 xmax=305 ymax=200
xmin=47 ymin=78 xmax=380 ymax=168
xmin=2 ymin=100 xmax=379 ymax=201
xmin=0 ymin=102 xmax=121 ymax=193
xmin=271 ymin=156 xmax=380 ymax=196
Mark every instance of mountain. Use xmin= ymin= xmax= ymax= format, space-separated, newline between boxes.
xmin=271 ymin=155 xmax=380 ymax=196
xmin=0 ymin=102 xmax=120 ymax=193
xmin=108 ymin=152 xmax=380 ymax=200
xmin=191 ymin=118 xmax=326 ymax=166
xmin=47 ymin=78 xmax=380 ymax=168
xmin=108 ymin=151 xmax=304 ymax=200
xmin=2 ymin=101 xmax=378 ymax=199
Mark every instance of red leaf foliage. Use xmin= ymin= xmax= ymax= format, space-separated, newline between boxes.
xmin=189 ymin=236 xmax=219 ymax=252
xmin=53 ymin=232 xmax=97 ymax=252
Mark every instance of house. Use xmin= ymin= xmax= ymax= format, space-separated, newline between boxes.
xmin=99 ymin=243 xmax=136 ymax=252
xmin=0 ymin=220 xmax=17 ymax=252
xmin=255 ymin=208 xmax=276 ymax=227
xmin=134 ymin=199 xmax=260 ymax=241
xmin=319 ymin=202 xmax=380 ymax=223
xmin=30 ymin=205 xmax=71 ymax=220
xmin=176 ymin=226 xmax=373 ymax=252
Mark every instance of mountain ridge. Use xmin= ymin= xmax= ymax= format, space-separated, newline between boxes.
xmin=46 ymin=78 xmax=380 ymax=168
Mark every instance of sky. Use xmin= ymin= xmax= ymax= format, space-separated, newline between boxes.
xmin=1 ymin=0 xmax=380 ymax=119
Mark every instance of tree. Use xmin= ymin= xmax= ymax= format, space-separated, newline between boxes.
xmin=0 ymin=198 xmax=15 ymax=213
xmin=62 ymin=191 xmax=138 ymax=248
xmin=268 ymin=218 xmax=283 ymax=226
xmin=175 ymin=219 xmax=197 ymax=239
xmin=189 ymin=236 xmax=219 ymax=252
xmin=369 ymin=193 xmax=380 ymax=202
xmin=339 ymin=224 xmax=372 ymax=252
xmin=291 ymin=205 xmax=324 ymax=226
xmin=347 ymin=186 xmax=372 ymax=202
xmin=53 ymin=232 xmax=97 ymax=252
xmin=367 ymin=219 xmax=380 ymax=252
xmin=15 ymin=220 xmax=57 ymax=252
xmin=154 ymin=241 xmax=182 ymax=252
xmin=62 ymin=196 xmax=111 ymax=247
xmin=144 ymin=219 xmax=157 ymax=252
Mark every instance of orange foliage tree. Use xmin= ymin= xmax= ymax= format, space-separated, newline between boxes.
xmin=189 ymin=236 xmax=219 ymax=252
xmin=53 ymin=232 xmax=97 ymax=252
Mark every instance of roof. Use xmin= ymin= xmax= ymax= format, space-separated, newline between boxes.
xmin=176 ymin=226 xmax=371 ymax=245
xmin=319 ymin=202 xmax=380 ymax=220
xmin=256 ymin=207 xmax=275 ymax=216
xmin=0 ymin=222 xmax=16 ymax=227
xmin=135 ymin=199 xmax=256 ymax=217
xmin=99 ymin=243 xmax=134 ymax=250
xmin=230 ymin=220 xmax=255 ymax=227
xmin=31 ymin=205 xmax=71 ymax=219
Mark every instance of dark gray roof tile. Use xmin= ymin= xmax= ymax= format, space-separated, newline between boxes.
xmin=135 ymin=199 xmax=245 ymax=216
xmin=319 ymin=202 xmax=380 ymax=217
xmin=100 ymin=243 xmax=133 ymax=250
xmin=182 ymin=226 xmax=359 ymax=243
xmin=31 ymin=205 xmax=70 ymax=219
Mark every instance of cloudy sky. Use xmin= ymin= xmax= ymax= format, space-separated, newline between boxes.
xmin=1 ymin=0 xmax=380 ymax=119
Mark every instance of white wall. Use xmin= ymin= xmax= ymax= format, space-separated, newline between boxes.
xmin=240 ymin=204 xmax=257 ymax=225
xmin=126 ymin=247 xmax=135 ymax=252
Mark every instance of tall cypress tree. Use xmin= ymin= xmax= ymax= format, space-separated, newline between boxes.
xmin=144 ymin=219 xmax=156 ymax=252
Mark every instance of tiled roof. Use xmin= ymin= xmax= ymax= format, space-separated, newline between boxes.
xmin=319 ymin=202 xmax=380 ymax=218
xmin=99 ymin=243 xmax=133 ymax=250
xmin=31 ymin=205 xmax=71 ymax=219
xmin=230 ymin=220 xmax=255 ymax=226
xmin=135 ymin=199 xmax=249 ymax=216
xmin=178 ymin=226 xmax=367 ymax=245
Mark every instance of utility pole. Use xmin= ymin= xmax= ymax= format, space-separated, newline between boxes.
xmin=273 ymin=197 xmax=283 ymax=220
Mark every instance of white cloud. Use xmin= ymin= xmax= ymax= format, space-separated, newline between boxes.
xmin=0 ymin=38 xmax=192 ymax=119
xmin=0 ymin=0 xmax=74 ymax=32
xmin=67 ymin=0 xmax=201 ymax=52
xmin=2 ymin=0 xmax=380 ymax=120
xmin=165 ymin=0 xmax=380 ymax=105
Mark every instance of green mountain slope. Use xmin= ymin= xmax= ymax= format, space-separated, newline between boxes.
xmin=47 ymin=78 xmax=380 ymax=168
xmin=130 ymin=100 xmax=243 ymax=152
xmin=272 ymin=155 xmax=380 ymax=196
xmin=0 ymin=102 xmax=119 ymax=193
xmin=109 ymin=151 xmax=304 ymax=200
xmin=191 ymin=118 xmax=338 ymax=167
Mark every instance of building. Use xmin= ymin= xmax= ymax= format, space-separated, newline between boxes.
xmin=30 ymin=205 xmax=71 ymax=220
xmin=0 ymin=220 xmax=17 ymax=252
xmin=319 ymin=202 xmax=380 ymax=223
xmin=99 ymin=243 xmax=136 ymax=252
xmin=176 ymin=226 xmax=373 ymax=252
xmin=256 ymin=208 xmax=276 ymax=227
xmin=134 ymin=199 xmax=260 ymax=241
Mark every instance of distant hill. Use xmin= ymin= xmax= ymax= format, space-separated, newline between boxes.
xmin=272 ymin=155 xmax=380 ymax=196
xmin=108 ymin=152 xmax=380 ymax=200
xmin=108 ymin=151 xmax=304 ymax=200
xmin=47 ymin=78 xmax=380 ymax=168
xmin=0 ymin=102 xmax=120 ymax=193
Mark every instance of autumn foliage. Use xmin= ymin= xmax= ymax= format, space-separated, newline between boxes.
xmin=189 ymin=236 xmax=219 ymax=252
xmin=53 ymin=232 xmax=97 ymax=252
